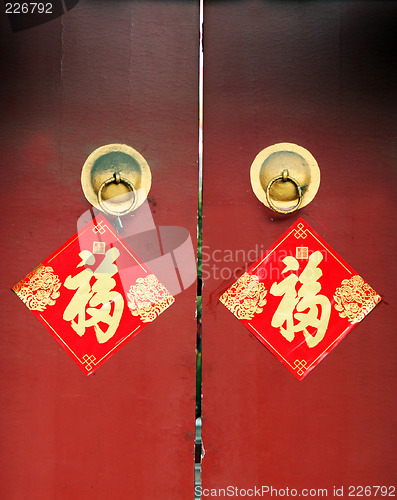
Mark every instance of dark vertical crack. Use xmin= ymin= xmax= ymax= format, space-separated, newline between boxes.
xmin=195 ymin=0 xmax=204 ymax=497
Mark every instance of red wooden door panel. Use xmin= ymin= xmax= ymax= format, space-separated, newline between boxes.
xmin=0 ymin=2 xmax=198 ymax=498
xmin=202 ymin=0 xmax=397 ymax=494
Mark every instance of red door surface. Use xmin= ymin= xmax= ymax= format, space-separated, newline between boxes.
xmin=202 ymin=0 xmax=397 ymax=495
xmin=0 ymin=2 xmax=198 ymax=498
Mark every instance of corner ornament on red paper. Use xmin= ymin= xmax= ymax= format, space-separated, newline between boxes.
xmin=220 ymin=219 xmax=381 ymax=380
xmin=12 ymin=215 xmax=175 ymax=375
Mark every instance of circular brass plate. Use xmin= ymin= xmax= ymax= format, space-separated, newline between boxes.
xmin=250 ymin=143 xmax=320 ymax=212
xmin=81 ymin=144 xmax=151 ymax=215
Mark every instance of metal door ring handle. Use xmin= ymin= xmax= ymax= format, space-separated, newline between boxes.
xmin=265 ymin=169 xmax=303 ymax=214
xmin=97 ymin=173 xmax=137 ymax=216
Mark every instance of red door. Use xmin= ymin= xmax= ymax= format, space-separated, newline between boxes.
xmin=0 ymin=2 xmax=198 ymax=498
xmin=202 ymin=0 xmax=397 ymax=495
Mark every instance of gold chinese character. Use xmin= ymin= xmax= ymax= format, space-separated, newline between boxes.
xmin=63 ymin=248 xmax=124 ymax=343
xmin=270 ymin=251 xmax=331 ymax=348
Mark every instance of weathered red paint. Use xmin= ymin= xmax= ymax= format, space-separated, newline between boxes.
xmin=0 ymin=2 xmax=198 ymax=498
xmin=202 ymin=0 xmax=397 ymax=491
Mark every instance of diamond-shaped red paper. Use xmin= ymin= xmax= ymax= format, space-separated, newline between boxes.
xmin=220 ymin=219 xmax=381 ymax=380
xmin=13 ymin=215 xmax=175 ymax=375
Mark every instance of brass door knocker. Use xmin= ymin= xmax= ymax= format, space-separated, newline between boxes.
xmin=97 ymin=172 xmax=138 ymax=216
xmin=265 ymin=168 xmax=305 ymax=214
xmin=81 ymin=143 xmax=152 ymax=217
xmin=250 ymin=143 xmax=320 ymax=214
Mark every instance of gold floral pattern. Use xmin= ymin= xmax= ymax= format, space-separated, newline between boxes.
xmin=13 ymin=265 xmax=61 ymax=312
xmin=334 ymin=275 xmax=381 ymax=324
xmin=220 ymin=272 xmax=268 ymax=320
xmin=127 ymin=274 xmax=175 ymax=323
